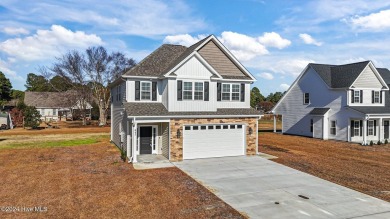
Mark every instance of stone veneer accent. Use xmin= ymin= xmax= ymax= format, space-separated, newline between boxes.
xmin=169 ymin=117 xmax=258 ymax=161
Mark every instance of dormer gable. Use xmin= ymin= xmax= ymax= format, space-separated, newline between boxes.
xmin=351 ymin=62 xmax=388 ymax=89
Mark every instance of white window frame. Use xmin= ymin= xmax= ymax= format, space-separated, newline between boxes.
xmin=41 ymin=109 xmax=45 ymax=116
xmin=222 ymin=83 xmax=240 ymax=101
xmin=183 ymin=81 xmax=204 ymax=101
xmin=374 ymin=91 xmax=380 ymax=103
xmin=303 ymin=93 xmax=310 ymax=105
xmin=354 ymin=120 xmax=360 ymax=136
xmin=53 ymin=109 xmax=57 ymax=116
xmin=368 ymin=120 xmax=374 ymax=136
xmin=140 ymin=81 xmax=152 ymax=101
xmin=330 ymin=120 xmax=336 ymax=135
xmin=354 ymin=90 xmax=360 ymax=103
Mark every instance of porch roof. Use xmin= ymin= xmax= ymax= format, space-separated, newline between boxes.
xmin=309 ymin=108 xmax=330 ymax=115
xmin=123 ymin=102 xmax=262 ymax=117
xmin=348 ymin=106 xmax=390 ymax=114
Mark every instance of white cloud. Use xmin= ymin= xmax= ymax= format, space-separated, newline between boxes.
xmin=2 ymin=27 xmax=29 ymax=35
xmin=163 ymin=34 xmax=206 ymax=47
xmin=0 ymin=25 xmax=103 ymax=61
xmin=258 ymin=32 xmax=291 ymax=49
xmin=0 ymin=59 xmax=24 ymax=81
xmin=280 ymin=83 xmax=290 ymax=91
xmin=299 ymin=33 xmax=323 ymax=46
xmin=346 ymin=10 xmax=390 ymax=31
xmin=218 ymin=31 xmax=269 ymax=61
xmin=258 ymin=72 xmax=274 ymax=80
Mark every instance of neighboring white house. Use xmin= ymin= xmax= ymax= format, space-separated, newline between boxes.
xmin=24 ymin=91 xmax=93 ymax=121
xmin=272 ymin=60 xmax=390 ymax=145
xmin=110 ymin=35 xmax=262 ymax=163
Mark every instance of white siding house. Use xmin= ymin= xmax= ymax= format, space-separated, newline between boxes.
xmin=110 ymin=35 xmax=261 ymax=163
xmin=273 ymin=61 xmax=390 ymax=145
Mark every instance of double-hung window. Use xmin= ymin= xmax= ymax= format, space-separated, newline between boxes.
xmin=303 ymin=93 xmax=310 ymax=104
xmin=194 ymin=82 xmax=203 ymax=100
xmin=141 ymin=81 xmax=151 ymax=100
xmin=183 ymin=82 xmax=193 ymax=100
xmin=330 ymin=120 xmax=336 ymax=135
xmin=53 ymin=109 xmax=57 ymax=116
xmin=374 ymin=91 xmax=380 ymax=103
xmin=368 ymin=120 xmax=374 ymax=135
xmin=222 ymin=84 xmax=240 ymax=101
xmin=354 ymin=120 xmax=360 ymax=136
xmin=354 ymin=90 xmax=360 ymax=103
xmin=183 ymin=81 xmax=204 ymax=100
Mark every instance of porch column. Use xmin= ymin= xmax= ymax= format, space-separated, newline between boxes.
xmin=363 ymin=119 xmax=367 ymax=145
xmin=132 ymin=122 xmax=138 ymax=163
xmin=127 ymin=121 xmax=131 ymax=159
xmin=273 ymin=115 xmax=277 ymax=133
xmin=379 ymin=118 xmax=383 ymax=142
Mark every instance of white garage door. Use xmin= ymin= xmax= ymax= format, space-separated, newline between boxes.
xmin=183 ymin=124 xmax=245 ymax=159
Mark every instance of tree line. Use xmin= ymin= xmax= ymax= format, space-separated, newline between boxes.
xmin=250 ymin=87 xmax=286 ymax=112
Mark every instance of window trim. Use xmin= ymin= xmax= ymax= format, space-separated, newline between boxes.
xmin=222 ymin=83 xmax=240 ymax=101
xmin=354 ymin=120 xmax=360 ymax=136
xmin=303 ymin=93 xmax=310 ymax=105
xmin=182 ymin=81 xmax=204 ymax=101
xmin=354 ymin=90 xmax=360 ymax=103
xmin=140 ymin=81 xmax=152 ymax=101
xmin=368 ymin=120 xmax=374 ymax=136
xmin=330 ymin=120 xmax=337 ymax=135
xmin=374 ymin=91 xmax=380 ymax=103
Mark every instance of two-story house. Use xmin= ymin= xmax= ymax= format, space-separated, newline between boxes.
xmin=272 ymin=61 xmax=390 ymax=145
xmin=110 ymin=35 xmax=261 ymax=163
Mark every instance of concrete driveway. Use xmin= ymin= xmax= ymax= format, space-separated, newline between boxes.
xmin=174 ymin=156 xmax=390 ymax=219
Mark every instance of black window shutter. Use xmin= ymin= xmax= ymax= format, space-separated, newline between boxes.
xmin=217 ymin=83 xmax=221 ymax=101
xmin=135 ymin=81 xmax=140 ymax=101
xmin=374 ymin=120 xmax=377 ymax=136
xmin=372 ymin=90 xmax=374 ymax=103
xmin=351 ymin=121 xmax=354 ymax=137
xmin=240 ymin=83 xmax=245 ymax=102
xmin=177 ymin=80 xmax=182 ymax=101
xmin=380 ymin=91 xmax=383 ymax=103
xmin=204 ymin=82 xmax=209 ymax=101
xmin=152 ymin=82 xmax=157 ymax=101
xmin=351 ymin=90 xmax=355 ymax=103
xmin=360 ymin=120 xmax=363 ymax=136
xmin=360 ymin=90 xmax=363 ymax=103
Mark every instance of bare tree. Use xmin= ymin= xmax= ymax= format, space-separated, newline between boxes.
xmin=84 ymin=46 xmax=135 ymax=126
xmin=41 ymin=51 xmax=92 ymax=125
xmin=41 ymin=47 xmax=135 ymax=126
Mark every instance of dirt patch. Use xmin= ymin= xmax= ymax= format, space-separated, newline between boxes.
xmin=0 ymin=127 xmax=110 ymax=136
xmin=259 ymin=132 xmax=390 ymax=202
xmin=0 ymin=128 xmax=244 ymax=218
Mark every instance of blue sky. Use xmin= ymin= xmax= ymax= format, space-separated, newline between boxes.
xmin=1 ymin=0 xmax=390 ymax=95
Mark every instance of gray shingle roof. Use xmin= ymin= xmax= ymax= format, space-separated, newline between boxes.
xmin=122 ymin=35 xmax=252 ymax=80
xmin=309 ymin=61 xmax=371 ymax=88
xmin=309 ymin=108 xmax=330 ymax=115
xmin=123 ymin=102 xmax=261 ymax=117
xmin=24 ymin=91 xmax=77 ymax=108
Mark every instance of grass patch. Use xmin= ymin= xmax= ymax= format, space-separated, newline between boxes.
xmin=0 ymin=135 xmax=107 ymax=150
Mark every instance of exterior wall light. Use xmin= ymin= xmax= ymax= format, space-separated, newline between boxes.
xmin=177 ymin=129 xmax=181 ymax=138
xmin=249 ymin=127 xmax=253 ymax=135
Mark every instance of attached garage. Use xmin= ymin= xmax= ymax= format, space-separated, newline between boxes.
xmin=183 ymin=124 xmax=245 ymax=159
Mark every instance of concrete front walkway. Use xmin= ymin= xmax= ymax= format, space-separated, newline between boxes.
xmin=174 ymin=156 xmax=390 ymax=219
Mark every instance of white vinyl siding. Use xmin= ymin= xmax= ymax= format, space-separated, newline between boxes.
xmin=352 ymin=65 xmax=384 ymax=88
xmin=183 ymin=124 xmax=245 ymax=159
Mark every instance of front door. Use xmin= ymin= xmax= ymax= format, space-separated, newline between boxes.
xmin=140 ymin=126 xmax=153 ymax=154
xmin=384 ymin=121 xmax=389 ymax=139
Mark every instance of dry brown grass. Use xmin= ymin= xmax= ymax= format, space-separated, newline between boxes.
xmin=0 ymin=128 xmax=243 ymax=219
xmin=259 ymin=132 xmax=390 ymax=202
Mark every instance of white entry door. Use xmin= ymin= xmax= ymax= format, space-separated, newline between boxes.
xmin=183 ymin=124 xmax=245 ymax=159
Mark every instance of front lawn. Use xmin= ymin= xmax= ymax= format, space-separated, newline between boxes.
xmin=0 ymin=128 xmax=243 ymax=218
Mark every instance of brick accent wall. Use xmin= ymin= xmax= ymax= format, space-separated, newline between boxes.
xmin=169 ymin=117 xmax=258 ymax=161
